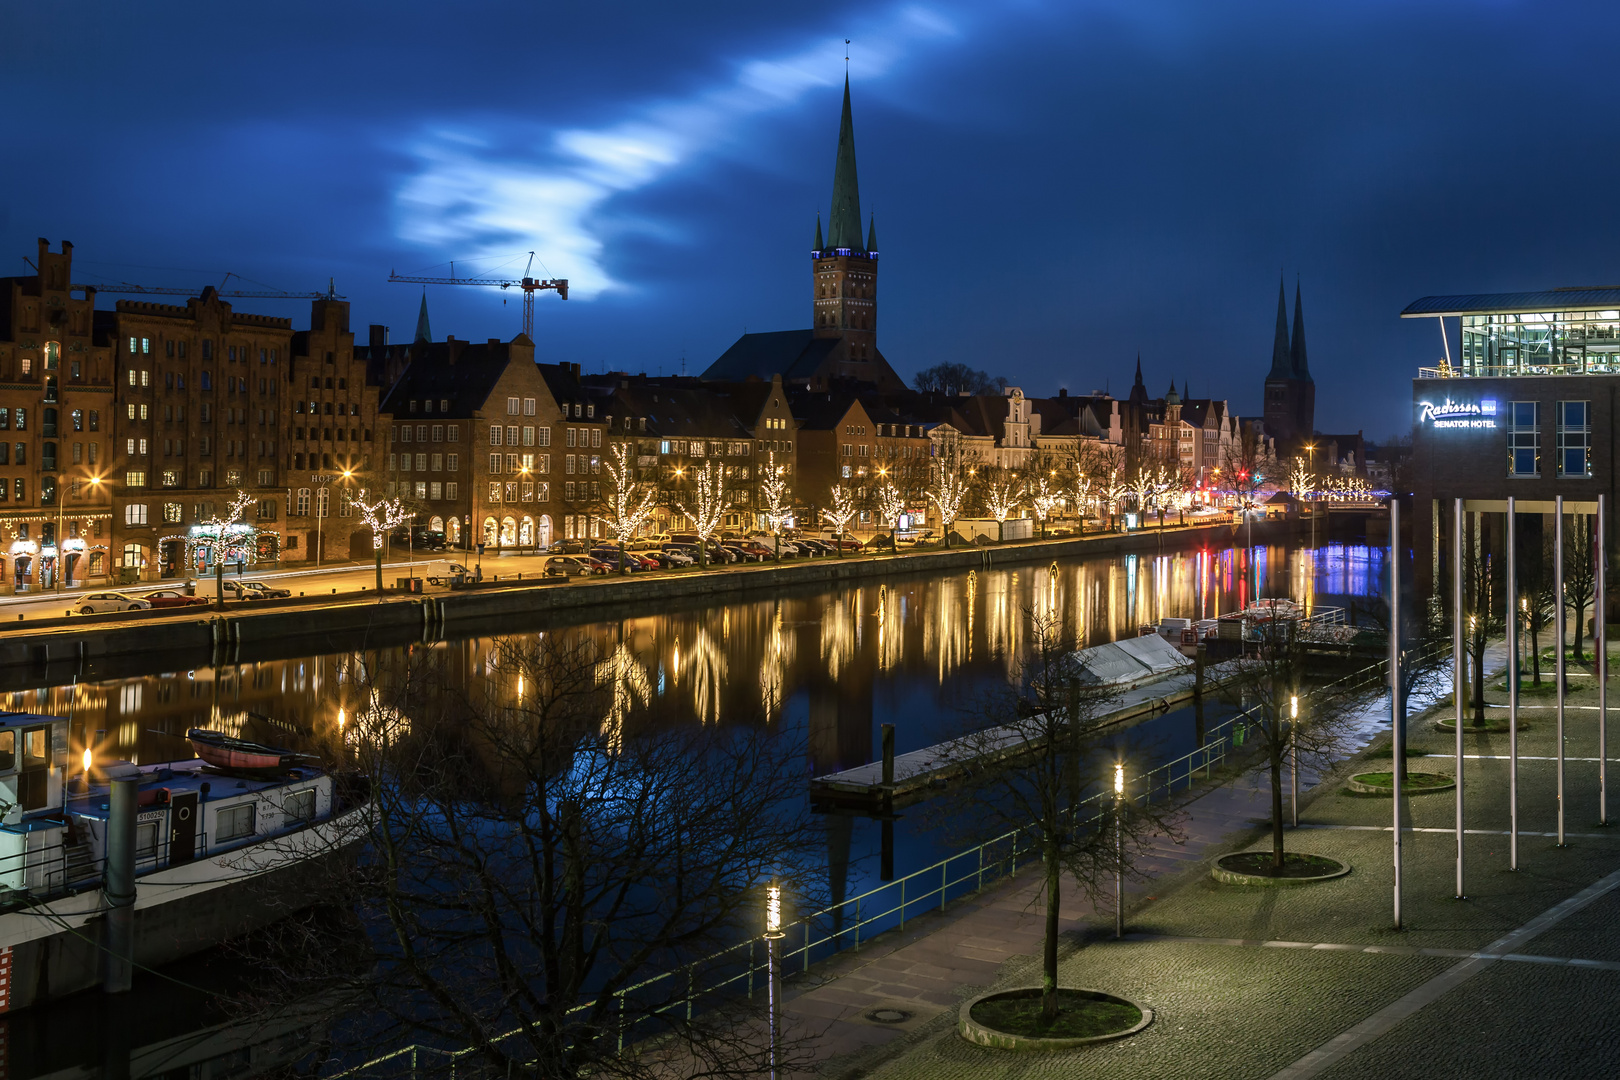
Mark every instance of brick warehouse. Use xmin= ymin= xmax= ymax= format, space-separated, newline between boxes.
xmin=1407 ymin=286 xmax=1620 ymax=592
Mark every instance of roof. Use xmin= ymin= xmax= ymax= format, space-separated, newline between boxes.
xmin=700 ymin=329 xmax=838 ymax=382
xmin=379 ymin=340 xmax=513 ymax=418
xmin=605 ymin=383 xmax=750 ymax=439
xmin=1401 ymin=288 xmax=1620 ymax=318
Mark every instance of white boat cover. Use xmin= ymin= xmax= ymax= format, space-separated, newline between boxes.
xmin=1071 ymin=634 xmax=1192 ymax=687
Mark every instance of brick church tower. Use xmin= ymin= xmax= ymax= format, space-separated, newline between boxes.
xmin=1263 ymin=276 xmax=1315 ymax=453
xmin=811 ymin=76 xmax=879 ymax=369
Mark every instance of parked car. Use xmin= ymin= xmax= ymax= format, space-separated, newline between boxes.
xmin=821 ymin=535 xmax=863 ymax=551
xmin=722 ymin=545 xmax=763 ymax=563
xmin=741 ymin=541 xmax=775 ymax=559
xmin=583 ymin=556 xmax=615 ymax=575
xmin=552 ymin=538 xmax=589 ymax=555
xmin=589 ymin=549 xmax=642 ymax=572
xmin=797 ymin=539 xmax=832 ymax=556
xmin=74 ymin=592 xmax=151 ymax=615
xmin=659 ymin=546 xmax=696 ymax=567
xmin=234 ymin=580 xmax=292 ymax=600
xmin=544 ymin=556 xmax=591 ymax=578
xmin=143 ymin=589 xmax=209 ymax=609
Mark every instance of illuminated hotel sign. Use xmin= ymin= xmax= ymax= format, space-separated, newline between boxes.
xmin=1419 ymin=397 xmax=1497 ymax=429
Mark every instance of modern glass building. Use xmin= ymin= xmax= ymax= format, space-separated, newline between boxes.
xmin=1403 ymin=288 xmax=1619 ymax=591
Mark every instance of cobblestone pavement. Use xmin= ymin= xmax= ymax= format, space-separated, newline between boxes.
xmin=782 ymin=644 xmax=1620 ymax=1078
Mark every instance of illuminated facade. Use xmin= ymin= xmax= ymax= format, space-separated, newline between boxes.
xmin=1405 ymin=287 xmax=1620 ymax=590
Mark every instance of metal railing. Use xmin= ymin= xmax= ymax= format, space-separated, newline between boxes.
xmin=331 ymin=648 xmax=1420 ymax=1078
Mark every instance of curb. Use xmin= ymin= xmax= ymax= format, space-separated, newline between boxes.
xmin=957 ymin=988 xmax=1152 ymax=1051
xmin=1210 ymin=854 xmax=1352 ymax=887
xmin=1346 ymin=771 xmax=1456 ymax=796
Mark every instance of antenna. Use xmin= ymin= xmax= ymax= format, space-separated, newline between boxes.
xmin=845 ymin=39 xmax=851 ymax=73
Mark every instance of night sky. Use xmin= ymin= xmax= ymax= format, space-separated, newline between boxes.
xmin=4 ymin=1 xmax=1615 ymax=438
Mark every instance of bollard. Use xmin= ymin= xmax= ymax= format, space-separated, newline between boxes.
xmin=881 ymin=723 xmax=895 ymax=789
xmin=103 ymin=777 xmax=137 ymax=993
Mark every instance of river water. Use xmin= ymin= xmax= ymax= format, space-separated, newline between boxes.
xmin=1 ymin=536 xmax=1390 ymax=1074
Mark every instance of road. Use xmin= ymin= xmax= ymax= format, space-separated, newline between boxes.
xmin=0 ymin=550 xmax=557 ymax=621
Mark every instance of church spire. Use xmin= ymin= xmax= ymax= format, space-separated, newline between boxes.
xmin=1290 ymin=279 xmax=1312 ymax=382
xmin=414 ymin=289 xmax=432 ymax=344
xmin=1267 ymin=274 xmax=1292 ymax=379
xmin=814 ymin=214 xmax=824 ymax=251
xmin=866 ymin=214 xmax=877 ymax=251
xmin=827 ymin=75 xmax=863 ymax=250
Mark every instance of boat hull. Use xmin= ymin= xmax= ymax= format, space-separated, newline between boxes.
xmin=0 ymin=804 xmax=366 ymax=1012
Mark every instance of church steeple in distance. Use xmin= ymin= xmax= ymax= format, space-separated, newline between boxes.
xmin=414 ymin=289 xmax=432 ymax=344
xmin=1290 ymin=279 xmax=1311 ymax=381
xmin=1262 ymin=273 xmax=1316 ymax=451
xmin=827 ymin=75 xmax=863 ymax=251
xmin=810 ymin=72 xmax=879 ymax=371
xmin=1267 ymin=275 xmax=1291 ymax=379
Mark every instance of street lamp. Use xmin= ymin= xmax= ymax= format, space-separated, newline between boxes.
xmin=764 ymin=879 xmax=786 ymax=1080
xmin=1290 ymin=694 xmax=1300 ymax=827
xmin=1113 ymin=763 xmax=1125 ymax=938
xmin=1304 ymin=443 xmax=1317 ymax=550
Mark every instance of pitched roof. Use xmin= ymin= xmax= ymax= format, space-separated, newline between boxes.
xmin=378 ymin=340 xmax=514 ymax=418
xmin=700 ymin=329 xmax=838 ymax=382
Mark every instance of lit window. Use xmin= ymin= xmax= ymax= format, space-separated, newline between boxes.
xmin=1557 ymin=400 xmax=1591 ymax=478
xmin=1508 ymin=401 xmax=1539 ymax=478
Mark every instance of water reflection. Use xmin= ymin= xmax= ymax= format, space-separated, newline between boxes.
xmin=11 ymin=541 xmax=1388 ymax=780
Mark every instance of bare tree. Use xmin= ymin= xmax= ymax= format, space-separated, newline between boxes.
xmin=253 ymin=634 xmax=826 ymax=1079
xmin=927 ymin=444 xmax=969 ymax=548
xmin=1463 ymin=543 xmax=1502 ymax=721
xmin=937 ymin=613 xmax=1181 ymax=1024
xmin=1217 ymin=618 xmax=1380 ymax=870
xmin=1564 ymin=513 xmax=1598 ymax=663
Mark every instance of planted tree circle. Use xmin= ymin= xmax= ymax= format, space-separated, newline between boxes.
xmin=1211 ymin=851 xmax=1350 ymax=886
xmin=1435 ymin=717 xmax=1518 ymax=733
xmin=958 ymin=987 xmax=1151 ymax=1051
xmin=1347 ymin=771 xmax=1454 ymax=795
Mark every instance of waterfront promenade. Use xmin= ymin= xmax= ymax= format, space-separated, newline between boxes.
xmin=774 ymin=642 xmax=1620 ymax=1078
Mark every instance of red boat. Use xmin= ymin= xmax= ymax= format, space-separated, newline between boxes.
xmin=187 ymin=728 xmax=302 ymax=772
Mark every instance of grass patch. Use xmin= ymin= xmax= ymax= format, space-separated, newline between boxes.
xmin=969 ymin=989 xmax=1141 ymax=1040
xmin=1217 ymin=852 xmax=1345 ymax=879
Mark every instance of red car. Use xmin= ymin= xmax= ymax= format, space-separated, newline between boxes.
xmin=143 ymin=588 xmax=209 ymax=609
xmin=584 ymin=556 xmax=615 ymax=575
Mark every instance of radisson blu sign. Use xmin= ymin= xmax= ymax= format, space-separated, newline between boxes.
xmin=1418 ymin=397 xmax=1498 ymax=429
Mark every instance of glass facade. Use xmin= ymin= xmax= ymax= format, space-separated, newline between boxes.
xmin=1557 ymin=400 xmax=1591 ymax=478
xmin=1508 ymin=401 xmax=1539 ymax=477
xmin=1462 ymin=309 xmax=1620 ymax=376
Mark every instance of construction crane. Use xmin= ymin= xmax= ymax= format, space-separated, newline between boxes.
xmin=69 ymin=271 xmax=344 ymax=300
xmin=387 ymin=252 xmax=566 ymax=338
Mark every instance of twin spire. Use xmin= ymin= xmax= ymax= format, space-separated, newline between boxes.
xmin=1268 ymin=275 xmax=1312 ymax=382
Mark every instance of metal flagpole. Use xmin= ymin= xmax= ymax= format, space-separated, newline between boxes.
xmin=1600 ymin=494 xmax=1609 ymax=826
xmin=1391 ymin=496 xmax=1403 ymax=930
xmin=1508 ymin=495 xmax=1519 ymax=870
xmin=1556 ymin=495 xmax=1566 ymax=847
xmin=1454 ymin=497 xmax=1465 ymax=898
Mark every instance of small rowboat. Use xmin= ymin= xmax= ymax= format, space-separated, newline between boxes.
xmin=187 ymin=728 xmax=302 ymax=772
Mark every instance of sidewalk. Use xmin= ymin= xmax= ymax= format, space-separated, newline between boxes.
xmin=779 ymin=640 xmax=1620 ymax=1078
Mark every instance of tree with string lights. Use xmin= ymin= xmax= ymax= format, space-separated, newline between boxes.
xmin=353 ymin=490 xmax=411 ymax=591
xmin=1029 ymin=473 xmax=1063 ymax=540
xmin=676 ymin=460 xmax=725 ymax=569
xmin=824 ymin=482 xmax=857 ymax=558
xmin=927 ymin=445 xmax=969 ymax=548
xmin=597 ymin=443 xmax=658 ymax=574
xmin=182 ymin=490 xmax=258 ymax=608
xmin=758 ymin=450 xmax=792 ymax=558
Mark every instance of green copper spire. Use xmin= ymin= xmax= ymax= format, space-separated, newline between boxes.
xmin=866 ymin=214 xmax=877 ymax=251
xmin=814 ymin=214 xmax=824 ymax=251
xmin=414 ymin=289 xmax=432 ymax=344
xmin=827 ymin=75 xmax=863 ymax=250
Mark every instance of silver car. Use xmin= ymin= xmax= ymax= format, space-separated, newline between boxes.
xmin=73 ymin=591 xmax=152 ymax=615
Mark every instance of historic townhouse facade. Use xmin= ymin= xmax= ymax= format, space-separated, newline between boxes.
xmin=0 ymin=239 xmax=116 ymax=590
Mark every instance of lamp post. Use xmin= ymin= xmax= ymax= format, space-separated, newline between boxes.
xmin=1114 ymin=762 xmax=1125 ymax=939
xmin=1290 ymin=694 xmax=1300 ymax=827
xmin=764 ymin=879 xmax=786 ymax=1080
xmin=1304 ymin=442 xmax=1317 ymax=551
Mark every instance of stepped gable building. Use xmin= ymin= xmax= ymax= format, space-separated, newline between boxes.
xmin=380 ymin=334 xmax=560 ymax=551
xmin=0 ymin=239 xmax=116 ymax=589
xmin=1263 ymin=277 xmax=1316 ymax=453
xmin=702 ymin=77 xmax=905 ymax=392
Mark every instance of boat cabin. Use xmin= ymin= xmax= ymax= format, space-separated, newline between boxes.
xmin=0 ymin=711 xmax=338 ymax=900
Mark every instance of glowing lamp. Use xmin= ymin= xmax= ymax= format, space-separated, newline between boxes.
xmin=82 ymin=748 xmax=92 ymax=774
xmin=765 ymin=880 xmax=784 ymax=938
xmin=1290 ymin=695 xmax=1298 ymax=720
xmin=1113 ymin=763 xmax=1124 ymax=797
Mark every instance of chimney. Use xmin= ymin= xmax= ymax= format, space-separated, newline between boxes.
xmin=1058 ymin=387 xmax=1067 ymax=398
xmin=369 ymin=324 xmax=388 ymax=350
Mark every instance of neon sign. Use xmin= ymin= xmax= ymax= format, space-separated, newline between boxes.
xmin=1419 ymin=397 xmax=1497 ymax=429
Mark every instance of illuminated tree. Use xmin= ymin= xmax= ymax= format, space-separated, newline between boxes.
xmin=179 ymin=490 xmax=258 ymax=607
xmin=597 ymin=443 xmax=658 ymax=546
xmin=1029 ymin=473 xmax=1063 ymax=539
xmin=824 ymin=483 xmax=857 ymax=557
xmin=982 ymin=470 xmax=1025 ymax=522
xmin=1287 ymin=456 xmax=1313 ymax=500
xmin=759 ymin=449 xmax=792 ymax=536
xmin=354 ymin=490 xmax=412 ymax=591
xmin=875 ymin=478 xmax=905 ymax=529
xmin=927 ymin=445 xmax=969 ymax=548
xmin=675 ymin=460 xmax=725 ymax=569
